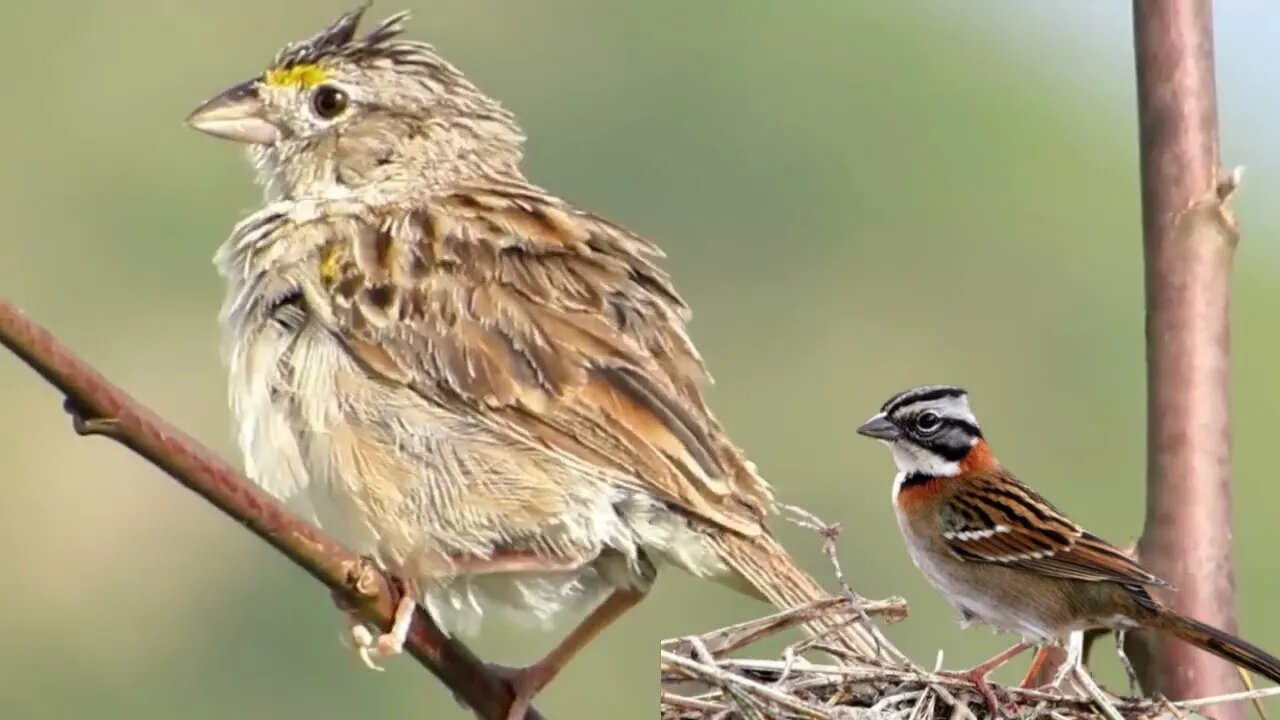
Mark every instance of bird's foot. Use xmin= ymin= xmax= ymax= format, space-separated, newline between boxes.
xmin=340 ymin=593 xmax=416 ymax=671
xmin=937 ymin=667 xmax=1005 ymax=717
xmin=937 ymin=642 xmax=1033 ymax=717
xmin=1048 ymin=630 xmax=1085 ymax=690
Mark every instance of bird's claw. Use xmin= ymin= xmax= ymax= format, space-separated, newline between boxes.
xmin=342 ymin=593 xmax=416 ymax=672
xmin=349 ymin=623 xmax=406 ymax=671
xmin=938 ymin=668 xmax=1004 ymax=718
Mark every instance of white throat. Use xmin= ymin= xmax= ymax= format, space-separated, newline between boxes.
xmin=885 ymin=439 xmax=961 ymax=477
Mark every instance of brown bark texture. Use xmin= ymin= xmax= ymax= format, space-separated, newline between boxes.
xmin=1130 ymin=1 xmax=1243 ymax=716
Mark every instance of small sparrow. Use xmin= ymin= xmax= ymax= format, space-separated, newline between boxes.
xmin=857 ymin=385 xmax=1280 ymax=710
xmin=186 ymin=7 xmax=875 ymax=718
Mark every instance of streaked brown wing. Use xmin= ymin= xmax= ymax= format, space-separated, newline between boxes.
xmin=942 ymin=469 xmax=1167 ymax=587
xmin=310 ymin=187 xmax=770 ymax=536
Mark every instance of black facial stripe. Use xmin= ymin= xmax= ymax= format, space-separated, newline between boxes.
xmin=930 ymin=437 xmax=971 ymax=462
xmin=882 ymin=385 xmax=967 ymax=415
xmin=900 ymin=471 xmax=937 ymax=491
xmin=911 ymin=418 xmax=978 ymax=462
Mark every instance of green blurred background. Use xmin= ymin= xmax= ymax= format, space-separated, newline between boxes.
xmin=2 ymin=2 xmax=1278 ymax=717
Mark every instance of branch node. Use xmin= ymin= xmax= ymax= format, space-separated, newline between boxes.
xmin=62 ymin=396 xmax=121 ymax=437
xmin=1217 ymin=166 xmax=1244 ymax=204
xmin=346 ymin=555 xmax=386 ymax=600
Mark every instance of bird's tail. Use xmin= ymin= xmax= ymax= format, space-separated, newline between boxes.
xmin=1148 ymin=609 xmax=1280 ymax=684
xmin=706 ymin=530 xmax=888 ymax=660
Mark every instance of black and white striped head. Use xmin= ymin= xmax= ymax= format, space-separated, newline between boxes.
xmin=857 ymin=385 xmax=984 ymax=476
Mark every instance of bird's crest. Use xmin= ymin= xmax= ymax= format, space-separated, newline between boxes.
xmin=264 ymin=4 xmax=413 ymax=88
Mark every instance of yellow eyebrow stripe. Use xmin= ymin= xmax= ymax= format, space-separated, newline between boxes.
xmin=263 ymin=64 xmax=329 ymax=88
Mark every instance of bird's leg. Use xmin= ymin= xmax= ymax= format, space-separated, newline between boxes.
xmin=333 ymin=593 xmax=375 ymax=661
xmin=446 ymin=551 xmax=589 ymax=576
xmin=329 ymin=569 xmax=415 ymax=671
xmin=1018 ymin=645 xmax=1054 ymax=687
xmin=1051 ymin=630 xmax=1085 ymax=688
xmin=493 ymin=587 xmax=646 ymax=720
xmin=1114 ymin=629 xmax=1139 ymax=696
xmin=336 ymin=550 xmax=593 ymax=671
xmin=350 ymin=594 xmax=417 ymax=670
xmin=938 ymin=642 xmax=1032 ymax=717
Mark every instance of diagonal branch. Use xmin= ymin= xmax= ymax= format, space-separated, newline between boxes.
xmin=0 ymin=297 xmax=546 ymax=720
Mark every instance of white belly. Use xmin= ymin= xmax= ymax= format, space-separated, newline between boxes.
xmin=223 ymin=296 xmax=729 ymax=635
xmin=892 ymin=473 xmax=1056 ymax=642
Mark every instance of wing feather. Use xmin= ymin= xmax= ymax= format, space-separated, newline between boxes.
xmin=305 ymin=188 xmax=771 ymax=536
xmin=942 ymin=469 xmax=1168 ymax=587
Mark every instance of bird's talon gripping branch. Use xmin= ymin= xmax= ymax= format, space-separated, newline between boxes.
xmin=935 ymin=642 xmax=1032 ymax=717
xmin=937 ymin=668 xmax=1001 ymax=717
xmin=348 ymin=595 xmax=415 ymax=671
xmin=331 ymin=561 xmax=414 ymax=672
xmin=348 ymin=624 xmax=386 ymax=671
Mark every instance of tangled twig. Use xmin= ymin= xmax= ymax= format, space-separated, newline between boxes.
xmin=661 ymin=613 xmax=1280 ymax=720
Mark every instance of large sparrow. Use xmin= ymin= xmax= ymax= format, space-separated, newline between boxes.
xmin=857 ymin=385 xmax=1280 ymax=709
xmin=186 ymin=7 xmax=874 ymax=718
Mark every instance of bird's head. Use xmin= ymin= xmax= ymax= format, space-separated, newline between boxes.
xmin=186 ymin=5 xmax=524 ymax=197
xmin=857 ymin=385 xmax=994 ymax=477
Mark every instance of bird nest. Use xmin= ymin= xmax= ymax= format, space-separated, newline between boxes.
xmin=658 ymin=596 xmax=1278 ymax=720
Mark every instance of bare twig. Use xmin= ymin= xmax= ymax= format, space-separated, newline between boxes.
xmin=782 ymin=502 xmax=912 ymax=668
xmin=1131 ymin=0 xmax=1242 ymax=713
xmin=1071 ymin=666 xmax=1125 ymax=720
xmin=662 ymin=650 xmax=836 ymax=720
xmin=660 ymin=596 xmax=908 ymax=660
xmin=1236 ymin=667 xmax=1270 ymax=720
xmin=1174 ymin=687 xmax=1280 ymax=711
xmin=0 ymin=299 xmax=544 ymax=720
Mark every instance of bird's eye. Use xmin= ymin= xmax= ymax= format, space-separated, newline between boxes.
xmin=915 ymin=411 xmax=942 ymax=434
xmin=310 ymin=84 xmax=350 ymax=119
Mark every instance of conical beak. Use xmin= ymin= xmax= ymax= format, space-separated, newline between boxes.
xmin=186 ymin=80 xmax=279 ymax=145
xmin=856 ymin=413 xmax=901 ymax=441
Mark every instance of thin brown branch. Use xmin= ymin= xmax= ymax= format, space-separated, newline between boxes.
xmin=0 ymin=298 xmax=544 ymax=720
xmin=1131 ymin=0 xmax=1241 ymax=715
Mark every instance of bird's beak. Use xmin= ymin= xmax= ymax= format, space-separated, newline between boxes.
xmin=856 ymin=413 xmax=901 ymax=441
xmin=186 ymin=80 xmax=279 ymax=145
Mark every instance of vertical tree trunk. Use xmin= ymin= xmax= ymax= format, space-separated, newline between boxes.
xmin=1130 ymin=2 xmax=1241 ymax=716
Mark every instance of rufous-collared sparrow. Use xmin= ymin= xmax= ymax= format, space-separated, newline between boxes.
xmin=857 ymin=385 xmax=1280 ymax=711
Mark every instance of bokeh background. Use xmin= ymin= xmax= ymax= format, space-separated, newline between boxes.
xmin=2 ymin=2 xmax=1278 ymax=718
